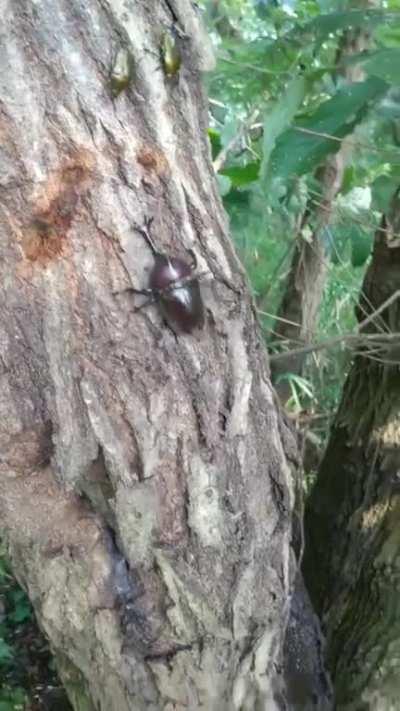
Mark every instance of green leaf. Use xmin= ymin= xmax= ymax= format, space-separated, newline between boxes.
xmin=341 ymin=165 xmax=356 ymax=195
xmin=235 ymin=10 xmax=396 ymax=72
xmin=372 ymin=175 xmax=400 ymax=213
xmin=0 ymin=687 xmax=26 ymax=710
xmin=220 ymin=36 xmax=302 ymax=76
xmin=223 ymin=188 xmax=251 ymax=211
xmin=351 ymin=227 xmax=373 ymax=267
xmin=0 ymin=560 xmax=10 ymax=581
xmin=300 ymin=9 xmax=398 ymax=42
xmin=220 ymin=161 xmax=260 ymax=187
xmin=267 ymin=76 xmax=388 ymax=185
xmin=261 ymin=77 xmax=306 ymax=184
xmin=0 ymin=638 xmax=13 ymax=662
xmin=358 ymin=48 xmax=400 ymax=86
xmin=208 ymin=128 xmax=222 ymax=161
xmin=0 ymin=702 xmax=16 ymax=711
xmin=9 ymin=588 xmax=32 ymax=623
xmin=330 ymin=226 xmax=350 ymax=265
xmin=9 ymin=600 xmax=31 ymax=624
xmin=276 ymin=373 xmax=314 ymax=398
xmin=374 ymin=22 xmax=400 ymax=47
xmin=276 ymin=373 xmax=314 ymax=411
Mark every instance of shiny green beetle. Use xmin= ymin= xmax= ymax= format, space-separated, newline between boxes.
xmin=110 ymin=48 xmax=134 ymax=97
xmin=160 ymin=32 xmax=181 ymax=77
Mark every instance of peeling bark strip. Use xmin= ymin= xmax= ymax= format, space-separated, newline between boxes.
xmin=0 ymin=1 xmax=296 ymax=709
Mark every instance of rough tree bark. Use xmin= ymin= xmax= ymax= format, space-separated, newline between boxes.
xmin=271 ymin=21 xmax=373 ymax=404
xmin=303 ymin=188 xmax=400 ymax=709
xmin=0 ymin=1 xmax=310 ymax=709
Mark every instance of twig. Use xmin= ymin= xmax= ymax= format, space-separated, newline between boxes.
xmin=219 ymin=56 xmax=283 ymax=75
xmin=305 ymin=188 xmax=400 ymax=243
xmin=209 ymin=97 xmax=228 ymax=110
xmin=257 ymin=241 xmax=294 ymax=309
xmin=292 ymin=125 xmax=400 ymax=159
xmin=358 ymin=291 xmax=400 ymax=331
xmin=213 ymin=108 xmax=260 ymax=173
xmin=268 ymin=292 xmax=400 ymax=362
xmin=258 ymin=310 xmax=302 ymax=330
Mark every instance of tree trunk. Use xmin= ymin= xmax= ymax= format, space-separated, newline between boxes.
xmin=0 ymin=1 xmax=306 ymax=709
xmin=271 ymin=24 xmax=372 ymax=404
xmin=303 ymin=187 xmax=400 ymax=709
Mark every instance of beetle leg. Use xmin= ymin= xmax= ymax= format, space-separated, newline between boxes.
xmin=113 ymin=287 xmax=153 ymax=297
xmin=134 ymin=296 xmax=158 ymax=311
xmin=133 ymin=216 xmax=158 ymax=254
xmin=143 ymin=216 xmax=155 ymax=233
xmin=134 ymin=217 xmax=153 ymax=240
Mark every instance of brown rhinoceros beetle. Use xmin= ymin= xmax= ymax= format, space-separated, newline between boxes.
xmin=118 ymin=218 xmax=205 ymax=334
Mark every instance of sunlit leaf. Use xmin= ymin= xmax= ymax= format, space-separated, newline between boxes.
xmin=9 ymin=589 xmax=32 ymax=623
xmin=372 ymin=175 xmax=400 ymax=213
xmin=0 ymin=638 xmax=13 ymax=661
xmin=351 ymin=227 xmax=373 ymax=267
xmin=0 ymin=687 xmax=26 ymax=711
xmin=357 ymin=48 xmax=400 ymax=86
xmin=374 ymin=22 xmax=400 ymax=47
xmin=267 ymin=76 xmax=388 ymax=185
xmin=208 ymin=128 xmax=222 ymax=160
xmin=299 ymin=9 xmax=397 ymax=43
xmin=220 ymin=36 xmax=302 ymax=76
xmin=261 ymin=76 xmax=306 ymax=182
xmin=220 ymin=161 xmax=260 ymax=186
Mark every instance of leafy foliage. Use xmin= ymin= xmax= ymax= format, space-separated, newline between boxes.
xmin=0 ymin=545 xmax=70 ymax=710
xmin=3 ymin=0 xmax=400 ymax=705
xmin=0 ymin=687 xmax=26 ymax=711
xmin=202 ymin=0 xmax=400 ymax=439
xmin=0 ymin=552 xmax=29 ymax=708
xmin=266 ymin=77 xmax=388 ymax=186
xmin=352 ymin=47 xmax=400 ymax=85
xmin=261 ymin=76 xmax=307 ymax=181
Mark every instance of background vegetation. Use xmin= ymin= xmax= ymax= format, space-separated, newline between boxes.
xmin=205 ymin=0 xmax=400 ymax=433
xmin=1 ymin=0 xmax=400 ymax=707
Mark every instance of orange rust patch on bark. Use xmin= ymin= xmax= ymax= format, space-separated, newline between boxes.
xmin=23 ymin=219 xmax=64 ymax=263
xmin=136 ymin=146 xmax=170 ymax=177
xmin=21 ymin=151 xmax=95 ymax=265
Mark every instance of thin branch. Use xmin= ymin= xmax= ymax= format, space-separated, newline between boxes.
xmin=257 ymin=241 xmax=294 ymax=310
xmin=358 ymin=290 xmax=400 ymax=331
xmin=270 ymin=331 xmax=400 ymax=363
xmin=236 ymin=120 xmax=400 ymax=159
xmin=269 ymin=292 xmax=400 ymax=362
xmin=294 ymin=126 xmax=344 ymax=143
xmin=259 ymin=309 xmax=302 ymax=330
xmin=213 ymin=108 xmax=260 ymax=173
xmin=282 ymin=207 xmax=392 ymax=335
xmin=209 ymin=97 xmax=228 ymax=110
xmin=292 ymin=126 xmax=400 ymax=160
xmin=305 ymin=188 xmax=400 ymax=242
xmin=219 ymin=56 xmax=286 ymax=76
